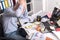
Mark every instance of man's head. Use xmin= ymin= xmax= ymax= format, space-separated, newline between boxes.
xmin=13 ymin=0 xmax=26 ymax=11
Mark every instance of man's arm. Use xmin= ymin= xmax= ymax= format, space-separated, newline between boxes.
xmin=4 ymin=3 xmax=24 ymax=17
xmin=4 ymin=0 xmax=27 ymax=17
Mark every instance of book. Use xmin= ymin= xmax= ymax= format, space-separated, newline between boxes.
xmin=4 ymin=0 xmax=9 ymax=8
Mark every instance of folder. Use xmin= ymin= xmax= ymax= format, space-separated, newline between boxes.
xmin=57 ymin=19 xmax=60 ymax=26
xmin=56 ymin=28 xmax=60 ymax=31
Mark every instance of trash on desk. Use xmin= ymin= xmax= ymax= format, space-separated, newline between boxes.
xmin=20 ymin=18 xmax=30 ymax=25
xmin=49 ymin=21 xmax=54 ymax=24
xmin=57 ymin=19 xmax=60 ymax=26
xmin=41 ymin=18 xmax=49 ymax=22
xmin=31 ymin=31 xmax=53 ymax=40
xmin=35 ymin=24 xmax=41 ymax=32
xmin=23 ymin=22 xmax=41 ymax=29
xmin=22 ymin=23 xmax=37 ymax=29
xmin=36 ymin=16 xmax=41 ymax=22
xmin=52 ymin=31 xmax=60 ymax=40
xmin=56 ymin=28 xmax=60 ymax=31
xmin=50 ymin=26 xmax=55 ymax=30
xmin=31 ymin=31 xmax=46 ymax=40
xmin=34 ymin=22 xmax=40 ymax=25
xmin=46 ymin=12 xmax=52 ymax=19
xmin=24 ymin=23 xmax=33 ymax=29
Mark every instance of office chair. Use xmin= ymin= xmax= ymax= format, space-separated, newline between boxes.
xmin=0 ymin=15 xmax=15 ymax=40
xmin=50 ymin=7 xmax=60 ymax=28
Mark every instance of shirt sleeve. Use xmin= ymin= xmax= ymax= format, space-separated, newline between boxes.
xmin=4 ymin=7 xmax=16 ymax=17
xmin=15 ymin=5 xmax=24 ymax=17
xmin=4 ymin=5 xmax=24 ymax=17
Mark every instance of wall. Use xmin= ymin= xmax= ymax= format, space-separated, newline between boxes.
xmin=32 ymin=0 xmax=43 ymax=14
xmin=45 ymin=0 xmax=60 ymax=13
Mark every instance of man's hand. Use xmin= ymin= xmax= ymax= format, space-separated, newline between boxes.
xmin=13 ymin=2 xmax=20 ymax=11
xmin=20 ymin=0 xmax=27 ymax=13
xmin=20 ymin=0 xmax=27 ymax=9
xmin=13 ymin=0 xmax=26 ymax=12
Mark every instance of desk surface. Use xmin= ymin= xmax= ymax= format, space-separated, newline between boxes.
xmin=21 ymin=22 xmax=60 ymax=40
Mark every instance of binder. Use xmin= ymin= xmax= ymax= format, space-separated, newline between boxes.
xmin=1 ymin=1 xmax=5 ymax=10
xmin=8 ymin=0 xmax=11 ymax=7
xmin=4 ymin=0 xmax=9 ymax=8
xmin=10 ymin=0 xmax=13 ymax=6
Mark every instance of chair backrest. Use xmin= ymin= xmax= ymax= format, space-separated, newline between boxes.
xmin=50 ymin=7 xmax=60 ymax=21
xmin=0 ymin=15 xmax=4 ymax=37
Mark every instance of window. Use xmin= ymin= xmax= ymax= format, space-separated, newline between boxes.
xmin=26 ymin=0 xmax=31 ymax=3
xmin=26 ymin=0 xmax=43 ymax=16
xmin=26 ymin=0 xmax=33 ymax=16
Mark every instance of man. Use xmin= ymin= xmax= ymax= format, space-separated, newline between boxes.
xmin=2 ymin=0 xmax=29 ymax=40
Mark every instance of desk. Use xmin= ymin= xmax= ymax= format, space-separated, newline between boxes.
xmin=44 ymin=32 xmax=58 ymax=40
xmin=21 ymin=22 xmax=60 ymax=40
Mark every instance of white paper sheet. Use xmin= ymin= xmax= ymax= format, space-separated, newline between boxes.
xmin=52 ymin=31 xmax=60 ymax=40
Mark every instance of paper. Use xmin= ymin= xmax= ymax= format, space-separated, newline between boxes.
xmin=52 ymin=31 xmax=60 ymax=40
xmin=31 ymin=31 xmax=46 ymax=40
xmin=44 ymin=33 xmax=58 ymax=40
xmin=57 ymin=19 xmax=60 ymax=26
xmin=20 ymin=18 xmax=30 ymax=25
